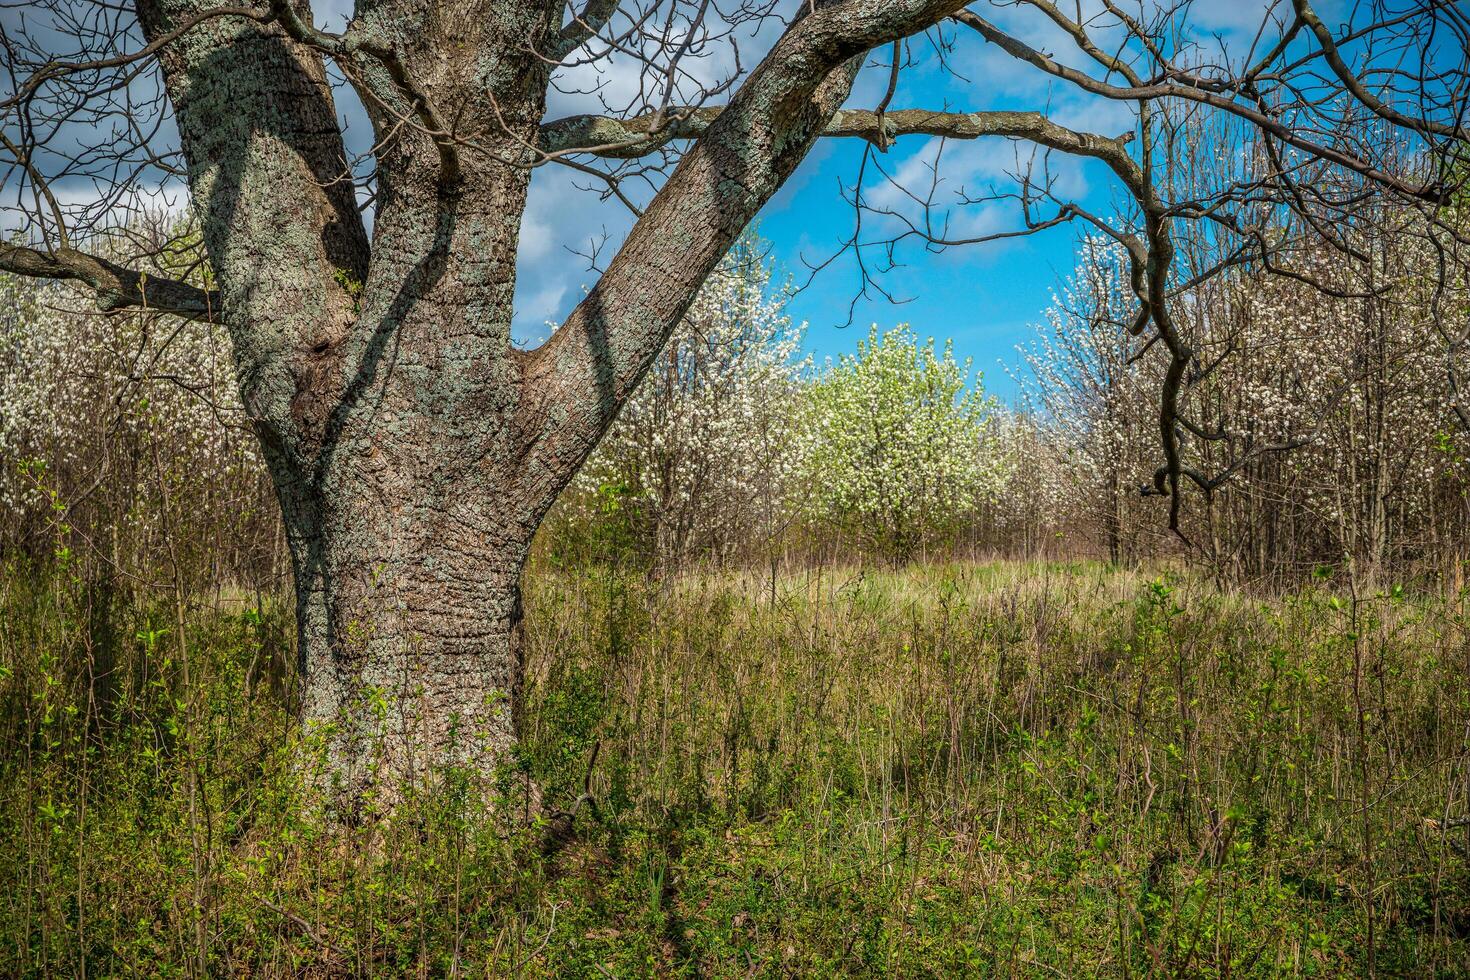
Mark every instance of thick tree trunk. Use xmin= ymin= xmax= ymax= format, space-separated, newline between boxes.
xmin=135 ymin=0 xmax=558 ymax=803
xmin=289 ymin=501 xmax=531 ymax=806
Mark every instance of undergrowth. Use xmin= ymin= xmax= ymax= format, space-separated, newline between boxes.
xmin=3 ymin=558 xmax=1470 ymax=976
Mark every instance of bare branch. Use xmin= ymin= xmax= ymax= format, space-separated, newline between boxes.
xmin=0 ymin=242 xmax=219 ymax=321
xmin=1292 ymin=0 xmax=1466 ymax=141
xmin=951 ymin=9 xmax=1455 ymax=204
xmin=539 ymin=105 xmax=1135 ymax=158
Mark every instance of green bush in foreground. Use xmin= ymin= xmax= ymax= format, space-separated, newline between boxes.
xmin=2 ymin=559 xmax=1469 ymax=977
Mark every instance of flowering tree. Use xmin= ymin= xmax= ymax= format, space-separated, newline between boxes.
xmin=1018 ymin=237 xmax=1174 ymax=564
xmin=1024 ymin=200 xmax=1470 ymax=585
xmin=1186 ymin=214 xmax=1470 ymax=584
xmin=563 ymin=238 xmax=809 ymax=571
xmin=805 ymin=324 xmax=1005 ymax=561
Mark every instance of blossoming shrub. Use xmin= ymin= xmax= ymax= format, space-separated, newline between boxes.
xmin=0 ymin=252 xmax=279 ymax=597
xmin=802 ymin=324 xmax=1008 ymax=562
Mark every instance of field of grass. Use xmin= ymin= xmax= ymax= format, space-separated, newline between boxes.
xmin=2 ymin=558 xmax=1470 ymax=976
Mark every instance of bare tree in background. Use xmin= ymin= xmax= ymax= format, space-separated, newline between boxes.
xmin=1 ymin=0 xmax=1465 ymax=808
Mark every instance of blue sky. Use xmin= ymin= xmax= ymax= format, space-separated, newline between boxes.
xmin=743 ymin=24 xmax=1133 ymax=404
xmin=508 ymin=1 xmax=1275 ymax=403
xmin=756 ymin=135 xmax=1108 ymax=403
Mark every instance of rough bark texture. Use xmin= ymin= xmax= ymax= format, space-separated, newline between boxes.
xmin=118 ymin=0 xmax=969 ymax=807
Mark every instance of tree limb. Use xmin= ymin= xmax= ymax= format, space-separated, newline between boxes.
xmin=554 ymin=0 xmax=623 ymax=59
xmin=517 ymin=0 xmax=972 ymax=506
xmin=538 ymin=105 xmax=1136 ymax=159
xmin=0 ymin=242 xmax=220 ymax=321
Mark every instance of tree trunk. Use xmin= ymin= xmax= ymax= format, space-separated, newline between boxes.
xmin=135 ymin=0 xmax=561 ymax=804
xmin=289 ymin=497 xmax=532 ymax=807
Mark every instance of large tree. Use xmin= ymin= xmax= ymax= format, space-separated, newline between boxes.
xmin=2 ymin=0 xmax=1465 ymax=807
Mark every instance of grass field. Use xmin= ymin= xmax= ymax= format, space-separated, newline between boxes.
xmin=3 ymin=559 xmax=1469 ymax=976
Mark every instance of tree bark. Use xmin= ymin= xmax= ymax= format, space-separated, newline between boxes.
xmin=290 ymin=484 xmax=532 ymax=805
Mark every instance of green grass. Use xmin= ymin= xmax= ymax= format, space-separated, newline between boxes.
xmin=3 ymin=558 xmax=1470 ymax=976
